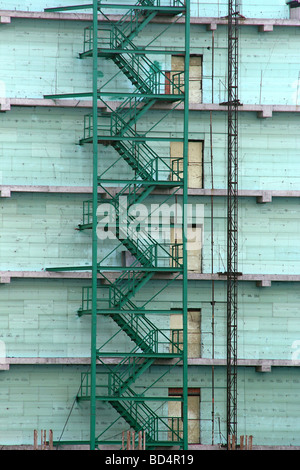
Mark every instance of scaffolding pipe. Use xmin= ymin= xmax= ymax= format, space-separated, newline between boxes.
xmin=226 ymin=0 xmax=239 ymax=445
xmin=210 ymin=28 xmax=215 ymax=445
xmin=183 ymin=0 xmax=191 ymax=451
xmin=90 ymin=0 xmax=99 ymax=451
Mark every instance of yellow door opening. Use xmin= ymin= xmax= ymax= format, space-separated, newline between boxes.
xmin=170 ymin=141 xmax=203 ymax=189
xmin=168 ymin=388 xmax=201 ymax=444
xmin=171 ymin=55 xmax=202 ymax=103
xmin=170 ymin=224 xmax=202 ymax=273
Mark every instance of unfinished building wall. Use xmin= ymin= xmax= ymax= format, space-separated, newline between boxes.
xmin=1 ymin=0 xmax=300 ymax=449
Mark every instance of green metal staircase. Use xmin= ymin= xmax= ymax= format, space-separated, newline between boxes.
xmin=80 ymin=2 xmax=185 ymax=146
xmin=110 ymin=0 xmax=159 ymax=50
xmin=44 ymin=0 xmax=189 ymax=449
xmin=78 ymin=369 xmax=183 ymax=446
xmin=77 ymin=0 xmax=187 ymax=447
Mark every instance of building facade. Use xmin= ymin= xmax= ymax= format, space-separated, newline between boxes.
xmin=1 ymin=0 xmax=300 ymax=450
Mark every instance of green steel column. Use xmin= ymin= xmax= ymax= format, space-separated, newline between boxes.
xmin=90 ymin=0 xmax=99 ymax=451
xmin=183 ymin=0 xmax=190 ymax=451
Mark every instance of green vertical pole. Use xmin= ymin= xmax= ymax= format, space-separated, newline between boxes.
xmin=183 ymin=0 xmax=190 ymax=451
xmin=90 ymin=0 xmax=99 ymax=451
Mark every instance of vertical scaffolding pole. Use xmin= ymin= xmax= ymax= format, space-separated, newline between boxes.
xmin=183 ymin=0 xmax=190 ymax=451
xmin=90 ymin=0 xmax=99 ymax=450
xmin=226 ymin=0 xmax=239 ymax=445
xmin=210 ymin=29 xmax=215 ymax=446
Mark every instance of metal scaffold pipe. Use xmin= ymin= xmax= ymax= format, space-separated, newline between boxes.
xmin=226 ymin=0 xmax=239 ymax=446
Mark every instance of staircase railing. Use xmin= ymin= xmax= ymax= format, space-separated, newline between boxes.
xmin=103 ymin=140 xmax=183 ymax=183
xmin=108 ymin=330 xmax=182 ymax=395
xmin=77 ymin=0 xmax=186 ymax=447
xmin=111 ymin=97 xmax=156 ymax=137
xmin=77 ymin=370 xmax=183 ymax=444
xmin=84 ymin=26 xmax=185 ymax=96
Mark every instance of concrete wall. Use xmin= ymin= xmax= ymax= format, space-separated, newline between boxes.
xmin=2 ymin=364 xmax=300 ymax=447
xmin=1 ymin=277 xmax=300 ymax=363
xmin=1 ymin=0 xmax=300 ymax=449
xmin=2 ymin=191 xmax=300 ymax=275
xmin=2 ymin=107 xmax=300 ymax=191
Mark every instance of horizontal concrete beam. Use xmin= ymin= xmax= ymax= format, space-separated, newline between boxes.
xmin=1 ymin=271 xmax=300 ymax=285
xmin=0 ymin=271 xmax=94 ymax=284
xmin=0 ymin=98 xmax=106 ymax=112
xmin=2 ymin=98 xmax=300 ymax=118
xmin=0 ymin=98 xmax=11 ymax=112
xmin=0 ymin=274 xmax=11 ymax=284
xmin=1 ymin=10 xmax=300 ymax=31
xmin=0 ymin=185 xmax=95 ymax=197
xmin=2 ymin=185 xmax=298 ymax=201
xmin=6 ymin=357 xmax=300 ymax=371
xmin=0 ymin=9 xmax=93 ymax=22
xmin=98 ymin=187 xmax=300 ymax=202
xmin=8 ymin=357 xmax=91 ymax=365
xmin=0 ymin=15 xmax=11 ymax=24
xmin=186 ymin=274 xmax=300 ymax=285
xmin=192 ymin=103 xmax=300 ymax=117
xmin=188 ymin=358 xmax=300 ymax=371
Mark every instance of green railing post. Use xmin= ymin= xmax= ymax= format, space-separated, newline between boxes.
xmin=90 ymin=0 xmax=99 ymax=451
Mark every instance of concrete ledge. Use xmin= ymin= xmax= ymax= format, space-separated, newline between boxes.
xmin=0 ymin=185 xmax=94 ymax=197
xmin=3 ymin=98 xmax=105 ymax=111
xmin=1 ymin=186 xmax=300 ymax=202
xmin=0 ymin=16 xmax=11 ymax=24
xmin=258 ymin=24 xmax=274 ymax=32
xmin=0 ymin=98 xmax=11 ymax=112
xmin=187 ymin=358 xmax=300 ymax=369
xmin=2 ymin=271 xmax=300 ymax=285
xmin=0 ymin=9 xmax=93 ymax=22
xmin=0 ymin=271 xmax=94 ymax=283
xmin=0 ymin=275 xmax=11 ymax=284
xmin=3 ymin=98 xmax=300 ymax=118
xmin=8 ymin=357 xmax=91 ymax=365
xmin=0 ymin=187 xmax=11 ymax=198
xmin=1 ymin=10 xmax=300 ymax=31
xmin=189 ymin=274 xmax=300 ymax=285
xmin=6 ymin=357 xmax=300 ymax=371
xmin=256 ymin=280 xmax=272 ymax=287
xmin=101 ymin=272 xmax=300 ymax=285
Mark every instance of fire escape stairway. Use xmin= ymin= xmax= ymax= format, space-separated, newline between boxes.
xmin=113 ymin=0 xmax=159 ymax=51
xmin=81 ymin=0 xmax=184 ymax=446
xmin=96 ymin=286 xmax=183 ymax=444
xmin=104 ymin=351 xmax=183 ymax=445
xmin=43 ymin=0 xmax=186 ymax=448
xmin=102 ymin=183 xmax=178 ymax=310
xmin=96 ymin=196 xmax=182 ymax=444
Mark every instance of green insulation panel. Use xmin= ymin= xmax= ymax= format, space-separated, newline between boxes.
xmin=0 ymin=0 xmax=300 ymax=450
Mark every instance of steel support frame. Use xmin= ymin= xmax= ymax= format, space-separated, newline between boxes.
xmin=44 ymin=0 xmax=190 ymax=449
xmin=91 ymin=0 xmax=190 ymax=449
xmin=183 ymin=0 xmax=190 ymax=451
xmin=91 ymin=1 xmax=190 ymax=450
xmin=226 ymin=0 xmax=239 ymax=445
xmin=90 ymin=0 xmax=99 ymax=451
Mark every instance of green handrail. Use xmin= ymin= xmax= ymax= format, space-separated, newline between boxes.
xmin=83 ymin=26 xmax=185 ymax=96
xmin=77 ymin=368 xmax=184 ymax=444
